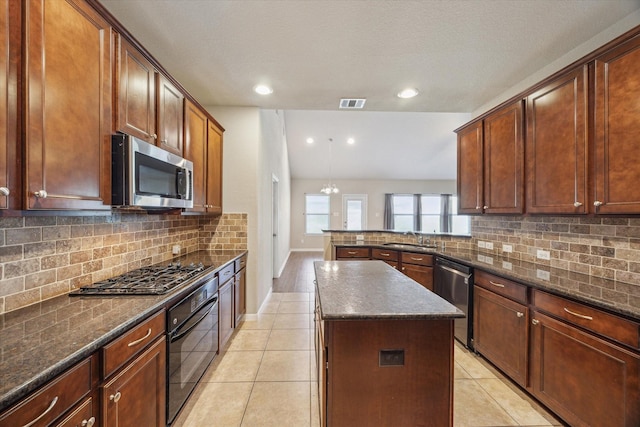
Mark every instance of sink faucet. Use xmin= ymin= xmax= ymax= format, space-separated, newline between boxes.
xmin=405 ymin=231 xmax=423 ymax=245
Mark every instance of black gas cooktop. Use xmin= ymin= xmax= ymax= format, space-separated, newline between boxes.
xmin=70 ymin=262 xmax=206 ymax=296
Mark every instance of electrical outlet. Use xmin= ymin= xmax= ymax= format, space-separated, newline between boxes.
xmin=536 ymin=269 xmax=551 ymax=281
xmin=172 ymin=245 xmax=181 ymax=255
xmin=536 ymin=249 xmax=550 ymax=260
xmin=356 ymin=234 xmax=364 ymax=241
xmin=502 ymin=244 xmax=513 ymax=253
xmin=502 ymin=261 xmax=513 ymax=270
xmin=483 ymin=256 xmax=494 ymax=265
xmin=485 ymin=242 xmax=494 ymax=250
xmin=478 ymin=241 xmax=486 ymax=248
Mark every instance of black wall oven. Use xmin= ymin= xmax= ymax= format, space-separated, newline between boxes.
xmin=167 ymin=275 xmax=219 ymax=424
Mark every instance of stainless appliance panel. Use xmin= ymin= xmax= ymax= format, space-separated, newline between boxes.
xmin=434 ymin=257 xmax=474 ymax=349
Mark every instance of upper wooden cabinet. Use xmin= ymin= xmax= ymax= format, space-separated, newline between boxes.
xmin=593 ymin=35 xmax=640 ymax=214
xmin=457 ymin=121 xmax=483 ymax=214
xmin=25 ymin=0 xmax=112 ymax=210
xmin=115 ymin=36 xmax=157 ymax=144
xmin=207 ymin=120 xmax=223 ymax=214
xmin=525 ymin=66 xmax=588 ymax=214
xmin=157 ymin=73 xmax=184 ymax=156
xmin=456 ymin=101 xmax=523 ymax=215
xmin=0 ymin=0 xmax=19 ymax=211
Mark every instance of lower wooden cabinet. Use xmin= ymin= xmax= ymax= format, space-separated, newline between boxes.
xmin=219 ymin=278 xmax=234 ymax=350
xmin=101 ymin=337 xmax=166 ymax=427
xmin=400 ymin=253 xmax=434 ymax=291
xmin=234 ymin=267 xmax=246 ymax=327
xmin=473 ymin=285 xmax=528 ymax=386
xmin=530 ymin=311 xmax=640 ymax=427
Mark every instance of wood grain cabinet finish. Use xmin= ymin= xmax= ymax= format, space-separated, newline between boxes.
xmin=115 ymin=36 xmax=157 ymax=144
xmin=483 ymin=101 xmax=524 ymax=214
xmin=184 ymin=99 xmax=208 ymax=212
xmin=593 ymin=35 xmax=640 ymax=214
xmin=218 ymin=277 xmax=234 ymax=351
xmin=0 ymin=0 xmax=19 ymax=211
xmin=101 ymin=337 xmax=166 ymax=427
xmin=526 ymin=66 xmax=588 ymax=214
xmin=335 ymin=247 xmax=370 ymax=259
xmin=456 ymin=120 xmax=483 ymax=214
xmin=371 ymin=248 xmax=398 ymax=269
xmin=530 ymin=311 xmax=640 ymax=427
xmin=234 ymin=262 xmax=246 ymax=327
xmin=206 ymin=120 xmax=223 ymax=214
xmin=400 ymin=252 xmax=434 ymax=291
xmin=473 ymin=285 xmax=528 ymax=387
xmin=25 ymin=0 xmax=112 ymax=210
xmin=157 ymin=74 xmax=184 ymax=156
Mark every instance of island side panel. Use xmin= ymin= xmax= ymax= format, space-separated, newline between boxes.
xmin=326 ymin=318 xmax=454 ymax=427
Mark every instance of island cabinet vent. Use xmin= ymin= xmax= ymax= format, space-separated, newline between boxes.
xmin=339 ymin=98 xmax=366 ymax=109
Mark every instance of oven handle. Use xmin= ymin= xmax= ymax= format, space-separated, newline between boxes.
xmin=170 ymin=299 xmax=217 ymax=343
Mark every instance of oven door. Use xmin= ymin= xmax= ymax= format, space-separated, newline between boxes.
xmin=167 ymin=296 xmax=218 ymax=424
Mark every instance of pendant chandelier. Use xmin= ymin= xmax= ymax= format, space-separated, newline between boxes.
xmin=320 ymin=138 xmax=339 ymax=194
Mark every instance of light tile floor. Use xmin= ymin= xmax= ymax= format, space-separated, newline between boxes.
xmin=174 ymin=291 xmax=564 ymax=427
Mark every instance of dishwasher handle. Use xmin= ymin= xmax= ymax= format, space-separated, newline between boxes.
xmin=437 ymin=264 xmax=472 ymax=284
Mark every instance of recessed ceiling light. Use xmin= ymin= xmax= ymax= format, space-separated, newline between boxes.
xmin=306 ymin=137 xmax=314 ymax=144
xmin=347 ymin=138 xmax=355 ymax=145
xmin=397 ymin=88 xmax=419 ymax=99
xmin=254 ymin=84 xmax=273 ymax=95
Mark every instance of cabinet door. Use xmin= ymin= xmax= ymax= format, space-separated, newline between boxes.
xmin=593 ymin=36 xmax=640 ymax=213
xmin=25 ymin=0 xmax=112 ymax=210
xmin=184 ymin=99 xmax=207 ymax=212
xmin=457 ymin=121 xmax=483 ymax=214
xmin=116 ymin=36 xmax=156 ymax=143
xmin=526 ymin=66 xmax=588 ymax=214
xmin=0 ymin=0 xmax=18 ymax=210
xmin=206 ymin=120 xmax=223 ymax=213
xmin=401 ymin=264 xmax=433 ymax=291
xmin=314 ymin=295 xmax=327 ymax=427
xmin=473 ymin=286 xmax=528 ymax=386
xmin=483 ymin=101 xmax=524 ymax=214
xmin=101 ymin=337 xmax=166 ymax=427
xmin=530 ymin=311 xmax=640 ymax=427
xmin=234 ymin=269 xmax=246 ymax=327
xmin=218 ymin=280 xmax=234 ymax=350
xmin=157 ymin=73 xmax=184 ymax=156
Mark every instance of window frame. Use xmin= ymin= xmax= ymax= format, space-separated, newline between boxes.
xmin=304 ymin=193 xmax=331 ymax=235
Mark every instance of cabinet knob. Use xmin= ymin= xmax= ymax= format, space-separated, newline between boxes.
xmin=81 ymin=417 xmax=96 ymax=427
xmin=0 ymin=187 xmax=8 ymax=196
xmin=161 ymin=139 xmax=167 ymax=144
xmin=34 ymin=190 xmax=48 ymax=198
xmin=531 ymin=319 xmax=540 ymax=325
xmin=516 ymin=312 xmax=524 ymax=318
xmin=151 ymin=133 xmax=158 ymax=139
xmin=483 ymin=205 xmax=488 ymax=209
xmin=475 ymin=206 xmax=480 ymax=210
xmin=110 ymin=391 xmax=122 ymax=403
xmin=573 ymin=201 xmax=583 ymax=207
xmin=594 ymin=200 xmax=603 ymax=207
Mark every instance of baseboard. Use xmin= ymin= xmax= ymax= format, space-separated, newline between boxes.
xmin=290 ymin=248 xmax=323 ymax=252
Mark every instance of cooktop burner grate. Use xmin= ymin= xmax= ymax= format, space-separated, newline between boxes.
xmin=70 ymin=262 xmax=206 ymax=295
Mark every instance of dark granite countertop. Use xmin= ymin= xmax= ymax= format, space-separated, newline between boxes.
xmin=0 ymin=249 xmax=246 ymax=412
xmin=333 ymin=242 xmax=640 ymax=322
xmin=314 ymin=260 xmax=464 ymax=320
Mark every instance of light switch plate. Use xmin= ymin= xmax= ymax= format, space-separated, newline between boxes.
xmin=478 ymin=241 xmax=486 ymax=248
xmin=536 ymin=249 xmax=550 ymax=260
xmin=485 ymin=242 xmax=494 ymax=250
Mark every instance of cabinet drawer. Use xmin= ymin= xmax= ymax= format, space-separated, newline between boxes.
xmin=400 ymin=252 xmax=433 ymax=267
xmin=475 ymin=270 xmax=527 ymax=304
xmin=235 ymin=254 xmax=247 ymax=271
xmin=218 ymin=263 xmax=235 ymax=285
xmin=102 ymin=310 xmax=165 ymax=378
xmin=336 ymin=247 xmax=370 ymax=259
xmin=54 ymin=396 xmax=95 ymax=427
xmin=0 ymin=357 xmax=93 ymax=427
xmin=532 ymin=289 xmax=640 ymax=350
xmin=371 ymin=248 xmax=398 ymax=261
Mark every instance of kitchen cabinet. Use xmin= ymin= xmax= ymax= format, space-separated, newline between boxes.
xmin=218 ymin=263 xmax=235 ymax=350
xmin=400 ymin=252 xmax=433 ymax=291
xmin=371 ymin=248 xmax=398 ymax=269
xmin=525 ymin=66 xmax=588 ymax=214
xmin=456 ymin=120 xmax=483 ymax=214
xmin=593 ymin=35 xmax=640 ymax=214
xmin=101 ymin=337 xmax=166 ymax=427
xmin=530 ymin=290 xmax=640 ymax=427
xmin=115 ymin=35 xmax=157 ymax=144
xmin=157 ymin=73 xmax=184 ymax=156
xmin=206 ymin=120 xmax=223 ymax=213
xmin=0 ymin=356 xmax=98 ymax=427
xmin=473 ymin=270 xmax=528 ymax=387
xmin=234 ymin=255 xmax=247 ymax=327
xmin=335 ymin=247 xmax=370 ymax=259
xmin=0 ymin=0 xmax=19 ymax=211
xmin=24 ymin=0 xmax=112 ymax=210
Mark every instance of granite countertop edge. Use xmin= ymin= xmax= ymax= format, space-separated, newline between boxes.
xmin=0 ymin=250 xmax=247 ymax=412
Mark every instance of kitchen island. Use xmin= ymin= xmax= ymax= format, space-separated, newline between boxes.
xmin=314 ymin=260 xmax=464 ymax=427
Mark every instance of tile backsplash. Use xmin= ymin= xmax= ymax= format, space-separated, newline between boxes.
xmin=0 ymin=212 xmax=247 ymax=314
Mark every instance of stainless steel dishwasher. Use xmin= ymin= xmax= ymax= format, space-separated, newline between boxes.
xmin=434 ymin=257 xmax=474 ymax=349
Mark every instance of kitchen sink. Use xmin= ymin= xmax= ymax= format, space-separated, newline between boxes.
xmin=382 ymin=242 xmax=437 ymax=251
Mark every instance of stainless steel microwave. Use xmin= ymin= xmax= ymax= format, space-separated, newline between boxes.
xmin=112 ymin=134 xmax=194 ymax=209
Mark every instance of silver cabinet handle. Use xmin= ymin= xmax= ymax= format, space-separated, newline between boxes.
xmin=110 ymin=391 xmax=122 ymax=403
xmin=594 ymin=200 xmax=603 ymax=207
xmin=127 ymin=328 xmax=152 ymax=347
xmin=410 ymin=257 xmax=423 ymax=261
xmin=516 ymin=312 xmax=524 ymax=318
xmin=34 ymin=190 xmax=47 ymax=198
xmin=82 ymin=417 xmax=96 ymax=427
xmin=573 ymin=201 xmax=583 ymax=207
xmin=0 ymin=187 xmax=8 ymax=196
xmin=347 ymin=251 xmax=357 ymax=255
xmin=475 ymin=205 xmax=480 ymax=210
xmin=379 ymin=253 xmax=390 ymax=257
xmin=489 ymin=280 xmax=505 ymax=288
xmin=532 ymin=319 xmax=540 ymax=325
xmin=21 ymin=396 xmax=58 ymax=427
xmin=563 ymin=307 xmax=593 ymax=321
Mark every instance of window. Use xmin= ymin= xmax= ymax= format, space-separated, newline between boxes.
xmin=450 ymin=196 xmax=471 ymax=235
xmin=392 ymin=195 xmax=415 ymax=231
xmin=386 ymin=193 xmax=470 ymax=234
xmin=305 ymin=194 xmax=330 ymax=234
xmin=421 ymin=195 xmax=441 ymax=233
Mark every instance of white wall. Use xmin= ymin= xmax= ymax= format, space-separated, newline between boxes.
xmin=206 ymin=106 xmax=291 ymax=315
xmin=290 ymin=179 xmax=456 ymax=250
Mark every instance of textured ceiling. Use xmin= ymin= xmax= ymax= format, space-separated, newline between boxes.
xmin=100 ymin=0 xmax=640 ymax=180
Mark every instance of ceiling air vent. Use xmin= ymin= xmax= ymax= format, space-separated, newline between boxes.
xmin=339 ymin=98 xmax=366 ymax=109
